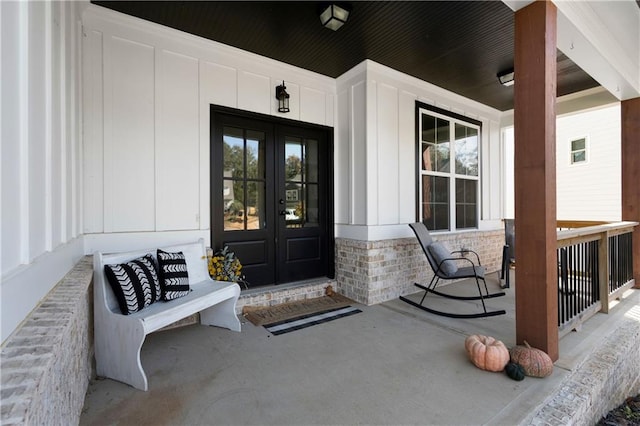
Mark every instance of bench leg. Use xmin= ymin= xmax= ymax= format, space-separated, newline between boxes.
xmin=95 ymin=318 xmax=149 ymax=391
xmin=200 ymin=296 xmax=241 ymax=332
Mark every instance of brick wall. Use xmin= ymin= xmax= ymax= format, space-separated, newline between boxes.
xmin=335 ymin=230 xmax=505 ymax=305
xmin=523 ymin=303 xmax=640 ymax=425
xmin=237 ymin=279 xmax=336 ymax=313
xmin=1 ymin=257 xmax=93 ymax=426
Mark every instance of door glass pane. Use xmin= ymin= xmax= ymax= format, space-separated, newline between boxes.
xmin=223 ymin=127 xmax=244 ymax=178
xmin=223 ymin=127 xmax=266 ymax=231
xmin=285 ymin=183 xmax=302 ymax=228
xmin=285 ymin=138 xmax=303 ymax=182
xmin=306 ymin=139 xmax=319 ymax=182
xmin=246 ymin=181 xmax=265 ymax=230
xmin=246 ymin=131 xmax=265 ymax=179
xmin=284 ymin=136 xmax=320 ymax=229
xmin=305 ymin=184 xmax=319 ymax=227
xmin=224 ymin=181 xmax=244 ymax=231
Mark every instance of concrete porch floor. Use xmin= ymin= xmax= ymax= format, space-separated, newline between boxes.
xmin=80 ymin=272 xmax=640 ymax=425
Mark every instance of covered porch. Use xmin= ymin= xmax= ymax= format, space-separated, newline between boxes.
xmin=80 ymin=271 xmax=640 ymax=425
xmin=2 ymin=0 xmax=640 ymax=424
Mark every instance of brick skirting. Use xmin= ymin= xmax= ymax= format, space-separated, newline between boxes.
xmin=1 ymin=256 xmax=93 ymax=425
xmin=523 ymin=302 xmax=640 ymax=425
xmin=335 ymin=230 xmax=505 ymax=305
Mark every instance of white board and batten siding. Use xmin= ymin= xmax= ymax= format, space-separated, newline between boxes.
xmin=81 ymin=5 xmax=336 ymax=254
xmin=1 ymin=1 xmax=86 ymax=342
xmin=335 ymin=61 xmax=504 ymax=241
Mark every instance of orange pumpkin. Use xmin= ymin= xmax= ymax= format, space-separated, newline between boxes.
xmin=509 ymin=341 xmax=553 ymax=378
xmin=464 ymin=334 xmax=510 ymax=372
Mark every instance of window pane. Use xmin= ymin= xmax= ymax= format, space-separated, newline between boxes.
xmin=422 ymin=143 xmax=433 ymax=171
xmin=433 ymin=175 xmax=449 ymax=202
xmin=434 ymin=204 xmax=450 ymax=231
xmin=434 ymin=143 xmax=450 ymax=172
xmin=421 ymin=114 xmax=436 ymax=143
xmin=455 ymin=123 xmax=479 ymax=176
xmin=436 ymin=118 xmax=450 ymax=143
xmin=571 ymin=138 xmax=585 ymax=151
xmin=422 ymin=175 xmax=449 ymax=231
xmin=455 ymin=179 xmax=477 ymax=229
xmin=572 ymin=151 xmax=586 ymax=163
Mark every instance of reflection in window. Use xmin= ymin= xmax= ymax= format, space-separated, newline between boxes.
xmin=455 ymin=124 xmax=478 ymax=176
xmin=223 ymin=127 xmax=266 ymax=231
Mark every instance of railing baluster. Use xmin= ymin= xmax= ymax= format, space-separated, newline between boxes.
xmin=556 ymin=221 xmax=637 ymax=330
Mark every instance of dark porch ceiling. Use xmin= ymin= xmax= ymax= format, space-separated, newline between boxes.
xmin=92 ymin=1 xmax=601 ymax=111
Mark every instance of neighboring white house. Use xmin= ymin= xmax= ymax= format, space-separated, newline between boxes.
xmin=503 ymin=100 xmax=621 ymax=222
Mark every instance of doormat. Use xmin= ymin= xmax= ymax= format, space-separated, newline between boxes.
xmin=263 ymin=305 xmax=362 ymax=335
xmin=242 ymin=290 xmax=354 ymax=326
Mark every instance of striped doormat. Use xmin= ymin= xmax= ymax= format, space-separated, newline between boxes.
xmin=263 ymin=305 xmax=362 ymax=335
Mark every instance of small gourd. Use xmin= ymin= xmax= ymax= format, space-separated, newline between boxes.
xmin=505 ymin=362 xmax=525 ymax=381
xmin=509 ymin=341 xmax=553 ymax=378
xmin=464 ymin=334 xmax=510 ymax=372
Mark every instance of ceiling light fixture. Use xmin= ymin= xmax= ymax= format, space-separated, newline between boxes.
xmin=320 ymin=3 xmax=350 ymax=31
xmin=275 ymin=81 xmax=290 ymax=113
xmin=498 ymin=69 xmax=515 ymax=86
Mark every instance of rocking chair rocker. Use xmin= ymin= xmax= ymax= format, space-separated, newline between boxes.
xmin=399 ymin=222 xmax=507 ymax=319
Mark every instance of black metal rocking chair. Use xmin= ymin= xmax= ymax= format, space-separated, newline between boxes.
xmin=399 ymin=222 xmax=507 ymax=319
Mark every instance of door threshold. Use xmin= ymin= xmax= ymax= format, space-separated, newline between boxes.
xmin=240 ymin=277 xmax=336 ymax=297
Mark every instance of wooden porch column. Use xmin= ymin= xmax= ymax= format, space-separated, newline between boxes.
xmin=621 ymin=98 xmax=640 ymax=288
xmin=514 ymin=0 xmax=559 ymax=361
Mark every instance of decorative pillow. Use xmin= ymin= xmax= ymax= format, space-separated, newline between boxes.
xmin=157 ymin=249 xmax=191 ymax=301
xmin=104 ymin=254 xmax=161 ymax=315
xmin=428 ymin=242 xmax=459 ymax=276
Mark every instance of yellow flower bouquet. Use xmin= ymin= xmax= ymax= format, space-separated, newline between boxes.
xmin=207 ymin=246 xmax=248 ymax=289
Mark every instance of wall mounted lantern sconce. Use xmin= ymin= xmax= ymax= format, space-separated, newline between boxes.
xmin=497 ymin=69 xmax=515 ymax=86
xmin=275 ymin=81 xmax=290 ymax=113
xmin=320 ymin=3 xmax=350 ymax=31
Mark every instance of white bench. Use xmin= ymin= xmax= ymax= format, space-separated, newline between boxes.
xmin=93 ymin=239 xmax=241 ymax=391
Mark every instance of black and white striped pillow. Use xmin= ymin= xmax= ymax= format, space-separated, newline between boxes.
xmin=157 ymin=249 xmax=191 ymax=300
xmin=104 ymin=254 xmax=161 ymax=315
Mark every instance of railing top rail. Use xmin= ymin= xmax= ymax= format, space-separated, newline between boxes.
xmin=557 ymin=221 xmax=638 ymax=242
xmin=556 ymin=220 xmax=609 ymax=228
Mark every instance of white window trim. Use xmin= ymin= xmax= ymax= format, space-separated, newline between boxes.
xmin=417 ymin=107 xmax=481 ymax=232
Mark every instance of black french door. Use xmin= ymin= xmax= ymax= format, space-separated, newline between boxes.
xmin=211 ymin=107 xmax=333 ymax=287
